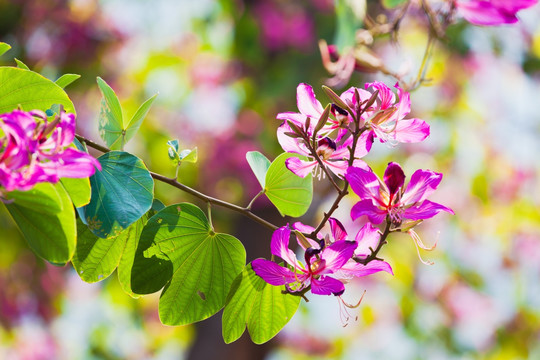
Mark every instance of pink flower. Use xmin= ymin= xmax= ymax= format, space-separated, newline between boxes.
xmin=341 ymin=82 xmax=430 ymax=144
xmin=0 ymin=109 xmax=100 ymax=193
xmin=277 ymin=123 xmax=372 ymax=178
xmin=455 ymin=0 xmax=537 ymax=26
xmin=345 ymin=162 xmax=454 ymax=225
xmin=252 ymin=225 xmax=358 ymax=296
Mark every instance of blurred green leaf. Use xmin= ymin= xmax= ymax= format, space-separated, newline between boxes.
xmin=80 ymin=151 xmax=154 ymax=238
xmin=246 ymin=151 xmax=271 ymax=189
xmin=179 ymin=147 xmax=198 ymax=163
xmin=97 ymin=77 xmax=124 ymax=149
xmin=265 ymin=153 xmax=313 ymax=217
xmin=4 ymin=182 xmax=76 ymax=263
xmin=55 ymin=74 xmax=81 ymax=89
xmin=382 ymin=0 xmax=408 ymax=9
xmin=0 ymin=67 xmax=75 ymax=113
xmin=131 ymin=203 xmax=246 ymax=326
xmin=334 ymin=0 xmax=364 ymax=53
xmin=124 ymin=93 xmax=157 ymax=143
xmin=14 ymin=58 xmax=29 ymax=70
xmin=222 ymin=263 xmax=301 ymax=344
xmin=0 ymin=42 xmax=11 ymax=57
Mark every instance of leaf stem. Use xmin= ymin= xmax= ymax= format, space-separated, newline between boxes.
xmin=246 ymin=189 xmax=265 ymax=210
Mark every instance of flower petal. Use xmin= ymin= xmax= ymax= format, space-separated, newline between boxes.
xmin=354 ymin=223 xmax=381 ymax=258
xmin=401 ymin=169 xmax=443 ymax=205
xmin=270 ymin=226 xmax=302 ymax=268
xmin=285 ymin=157 xmax=317 ymax=178
xmin=394 ymin=119 xmax=430 ymax=143
xmin=311 ymin=276 xmax=345 ymax=296
xmin=383 ymin=162 xmax=405 ymax=197
xmin=251 ymin=259 xmax=299 ymax=286
xmin=345 ymin=166 xmax=381 ymax=201
xmin=318 ymin=240 xmax=357 ymax=274
xmin=277 ymin=122 xmax=309 ymax=154
xmin=351 ymin=199 xmax=386 ymax=224
xmin=297 ymin=83 xmax=324 ymax=119
xmin=340 ymin=259 xmax=393 ymax=277
xmin=329 ymin=217 xmax=348 ymax=242
xmin=456 ymin=0 xmax=518 ymax=25
xmin=403 ymin=199 xmax=454 ymax=220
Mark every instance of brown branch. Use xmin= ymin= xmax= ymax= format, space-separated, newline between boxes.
xmin=75 ymin=134 xmax=279 ymax=232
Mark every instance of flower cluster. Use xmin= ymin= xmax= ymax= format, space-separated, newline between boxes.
xmin=252 ymin=81 xmax=453 ymax=298
xmin=0 ymin=109 xmax=100 ymax=194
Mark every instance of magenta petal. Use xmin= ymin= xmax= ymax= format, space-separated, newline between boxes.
xmin=341 ymin=260 xmax=393 ymax=277
xmin=457 ymin=1 xmax=518 ymax=25
xmin=394 ymin=119 xmax=430 ymax=143
xmin=401 ymin=169 xmax=443 ymax=205
xmin=328 ymin=217 xmax=348 ymax=242
xmin=354 ymin=223 xmax=381 ymax=258
xmin=323 ymin=159 xmax=349 ymax=177
xmin=270 ymin=226 xmax=302 ymax=268
xmin=276 ymin=112 xmax=308 ymax=127
xmin=351 ymin=200 xmax=386 ymax=224
xmin=494 ymin=0 xmax=537 ymax=12
xmin=394 ymin=82 xmax=411 ymax=118
xmin=292 ymin=222 xmax=321 ymax=249
xmin=311 ymin=276 xmax=345 ymax=296
xmin=383 ymin=162 xmax=405 ymax=196
xmin=366 ymin=81 xmax=395 ymax=109
xmin=345 ymin=166 xmax=380 ymax=201
xmin=251 ymin=259 xmax=298 ymax=286
xmin=296 ymin=83 xmax=324 ymax=119
xmin=403 ymin=200 xmax=454 ymax=220
xmin=318 ymin=240 xmax=357 ymax=274
xmin=285 ymin=157 xmax=317 ymax=178
xmin=277 ymin=122 xmax=309 ymax=154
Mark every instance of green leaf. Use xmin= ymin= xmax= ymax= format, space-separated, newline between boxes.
xmin=55 ymin=74 xmax=81 ymax=89
xmin=73 ymin=215 xmax=146 ymax=284
xmin=334 ymin=0 xmax=364 ymax=54
xmin=179 ymin=147 xmax=198 ymax=163
xmin=14 ymin=58 xmax=29 ymax=70
xmin=0 ymin=42 xmax=11 ymax=57
xmin=131 ymin=203 xmax=246 ymax=326
xmin=124 ymin=93 xmax=157 ymax=143
xmin=80 ymin=151 xmax=154 ymax=238
xmin=246 ymin=151 xmax=271 ymax=189
xmin=222 ymin=263 xmax=301 ymax=344
xmin=97 ymin=77 xmax=124 ymax=149
xmin=60 ymin=177 xmax=91 ymax=207
xmin=117 ymin=215 xmax=148 ymax=297
xmin=4 ymin=183 xmax=76 ymax=263
xmin=0 ymin=67 xmax=75 ymax=113
xmin=382 ymin=0 xmax=408 ymax=9
xmin=264 ymin=153 xmax=313 ymax=217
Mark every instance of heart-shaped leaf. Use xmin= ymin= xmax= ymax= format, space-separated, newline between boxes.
xmin=131 ymin=203 xmax=246 ymax=326
xmin=264 ymin=153 xmax=313 ymax=217
xmin=222 ymin=263 xmax=301 ymax=344
xmin=80 ymin=151 xmax=154 ymax=238
xmin=4 ymin=182 xmax=76 ymax=264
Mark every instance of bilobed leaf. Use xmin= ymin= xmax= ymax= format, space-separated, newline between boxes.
xmin=73 ymin=215 xmax=147 ymax=285
xmin=246 ymin=151 xmax=271 ymax=189
xmin=382 ymin=0 xmax=408 ymax=9
xmin=80 ymin=151 xmax=154 ymax=238
xmin=55 ymin=74 xmax=81 ymax=89
xmin=131 ymin=203 xmax=246 ymax=326
xmin=60 ymin=177 xmax=91 ymax=207
xmin=264 ymin=153 xmax=313 ymax=217
xmin=222 ymin=263 xmax=301 ymax=344
xmin=179 ymin=147 xmax=197 ymax=163
xmin=14 ymin=58 xmax=29 ymax=70
xmin=4 ymin=182 xmax=76 ymax=264
xmin=97 ymin=77 xmax=124 ymax=149
xmin=0 ymin=42 xmax=11 ymax=57
xmin=0 ymin=67 xmax=75 ymax=113
xmin=124 ymin=93 xmax=157 ymax=143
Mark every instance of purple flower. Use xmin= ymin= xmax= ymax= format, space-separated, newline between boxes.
xmin=345 ymin=162 xmax=454 ymax=225
xmin=0 ymin=109 xmax=100 ymax=194
xmin=455 ymin=0 xmax=537 ymax=26
xmin=252 ymin=225 xmax=358 ymax=296
xmin=340 ymin=82 xmax=430 ymax=145
xmin=277 ymin=123 xmax=372 ymax=178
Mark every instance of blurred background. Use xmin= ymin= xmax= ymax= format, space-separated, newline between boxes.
xmin=1 ymin=0 xmax=540 ymax=359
